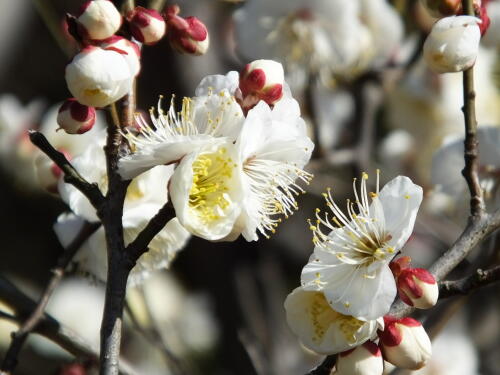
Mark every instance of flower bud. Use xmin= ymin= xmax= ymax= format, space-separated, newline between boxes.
xmin=99 ymin=35 xmax=141 ymax=76
xmin=335 ymin=341 xmax=383 ymax=375
xmin=57 ymin=363 xmax=87 ymax=375
xmin=34 ymin=150 xmax=71 ymax=193
xmin=77 ymin=0 xmax=122 ymax=41
xmin=127 ymin=7 xmax=166 ymax=45
xmin=423 ymin=15 xmax=481 ymax=73
xmin=165 ymin=5 xmax=209 ymax=55
xmin=239 ymin=59 xmax=284 ymax=109
xmin=378 ymin=316 xmax=432 ymax=370
xmin=397 ymin=268 xmax=438 ymax=309
xmin=65 ymin=46 xmax=134 ymax=107
xmin=57 ymin=98 xmax=96 ymax=134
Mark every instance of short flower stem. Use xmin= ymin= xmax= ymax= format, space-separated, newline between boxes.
xmin=461 ymin=0 xmax=485 ymax=218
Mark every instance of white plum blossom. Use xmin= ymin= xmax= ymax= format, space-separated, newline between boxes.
xmin=284 ymin=287 xmax=383 ymax=355
xmin=234 ymin=0 xmax=403 ymax=86
xmin=65 ymin=46 xmax=134 ymax=107
xmin=301 ymin=172 xmax=423 ymax=320
xmin=119 ymin=67 xmax=313 ymax=241
xmin=423 ymin=16 xmax=481 ymax=73
xmin=432 ymin=126 xmax=500 ymax=210
xmin=56 ymin=141 xmax=190 ymax=284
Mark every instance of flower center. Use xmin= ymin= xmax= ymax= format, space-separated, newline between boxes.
xmin=189 ymin=147 xmax=236 ymax=224
xmin=310 ymin=292 xmax=364 ymax=344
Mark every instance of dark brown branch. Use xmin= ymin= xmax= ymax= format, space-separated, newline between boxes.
xmin=29 ymin=130 xmax=105 ymax=208
xmin=305 ymin=74 xmax=324 ymax=159
xmin=390 ymin=209 xmax=500 ymax=318
xmin=461 ymin=0 xmax=485 ymax=217
xmin=305 ymin=355 xmax=337 ymax=375
xmin=1 ymin=222 xmax=100 ymax=373
xmin=439 ymin=265 xmax=500 ymax=299
xmin=0 ymin=276 xmax=138 ymax=375
xmin=126 ymin=203 xmax=176 ymax=262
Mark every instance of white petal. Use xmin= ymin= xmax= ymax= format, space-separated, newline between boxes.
xmin=195 ymin=71 xmax=240 ymax=97
xmin=378 ymin=176 xmax=423 ymax=251
xmin=53 ymin=212 xmax=86 ymax=248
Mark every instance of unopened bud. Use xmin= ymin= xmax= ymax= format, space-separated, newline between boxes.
xmin=57 ymin=99 xmax=96 ymax=134
xmin=335 ymin=341 xmax=383 ymax=375
xmin=100 ymin=36 xmax=141 ymax=76
xmin=378 ymin=316 xmax=432 ymax=370
xmin=239 ymin=59 xmax=284 ymax=109
xmin=57 ymin=363 xmax=87 ymax=375
xmin=77 ymin=0 xmax=122 ymax=41
xmin=34 ymin=150 xmax=71 ymax=193
xmin=65 ymin=46 xmax=134 ymax=107
xmin=397 ymin=268 xmax=438 ymax=309
xmin=423 ymin=15 xmax=481 ymax=73
xmin=165 ymin=5 xmax=209 ymax=55
xmin=127 ymin=7 xmax=166 ymax=45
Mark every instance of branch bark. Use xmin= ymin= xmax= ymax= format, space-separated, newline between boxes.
xmin=1 ymin=222 xmax=100 ymax=374
xmin=439 ymin=264 xmax=500 ymax=299
xmin=29 ymin=130 xmax=105 ymax=208
xmin=461 ymin=0 xmax=485 ymax=217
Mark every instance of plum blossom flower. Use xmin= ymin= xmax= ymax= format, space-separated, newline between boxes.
xmin=423 ymin=15 xmax=481 ymax=73
xmin=301 ymin=172 xmax=423 ymax=320
xmin=119 ymin=66 xmax=313 ymax=241
xmin=284 ymin=287 xmax=383 ymax=355
xmin=56 ymin=141 xmax=190 ymax=284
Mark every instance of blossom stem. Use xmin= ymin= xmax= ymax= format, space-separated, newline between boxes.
xmin=0 ymin=223 xmax=100 ymax=374
xmin=461 ymin=0 xmax=485 ymax=218
xmin=28 ymin=130 xmax=105 ymax=208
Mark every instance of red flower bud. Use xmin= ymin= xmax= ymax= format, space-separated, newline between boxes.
xmin=378 ymin=316 xmax=432 ymax=370
xmin=397 ymin=268 xmax=438 ymax=309
xmin=57 ymin=99 xmax=96 ymax=134
xmin=165 ymin=5 xmax=209 ymax=55
xmin=127 ymin=7 xmax=166 ymax=45
xmin=239 ymin=59 xmax=284 ymax=110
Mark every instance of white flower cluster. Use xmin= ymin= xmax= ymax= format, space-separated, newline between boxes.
xmin=119 ymin=60 xmax=314 ymax=242
xmin=285 ymin=172 xmax=439 ymax=373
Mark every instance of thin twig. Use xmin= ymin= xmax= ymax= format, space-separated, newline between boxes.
xmin=126 ymin=203 xmax=176 ymax=262
xmin=461 ymin=0 xmax=485 ymax=217
xmin=0 ymin=276 xmax=138 ymax=375
xmin=390 ymin=209 xmax=500 ymax=318
xmin=439 ymin=265 xmax=500 ymax=298
xmin=29 ymin=131 xmax=105 ymax=208
xmin=1 ymin=222 xmax=100 ymax=373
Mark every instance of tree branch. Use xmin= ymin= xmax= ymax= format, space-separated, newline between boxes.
xmin=1 ymin=222 xmax=100 ymax=373
xmin=29 ymin=130 xmax=105 ymax=208
xmin=390 ymin=209 xmax=500 ymax=318
xmin=0 ymin=276 xmax=138 ymax=375
xmin=461 ymin=0 xmax=485 ymax=217
xmin=125 ymin=203 xmax=176 ymax=262
xmin=439 ymin=265 xmax=500 ymax=299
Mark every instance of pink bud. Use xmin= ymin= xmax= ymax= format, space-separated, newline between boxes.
xmin=165 ymin=5 xmax=209 ymax=55
xmin=239 ymin=59 xmax=284 ymax=110
xmin=99 ymin=35 xmax=141 ymax=76
xmin=127 ymin=7 xmax=166 ymax=45
xmin=57 ymin=363 xmax=87 ymax=375
xmin=389 ymin=256 xmax=412 ymax=277
xmin=477 ymin=4 xmax=491 ymax=35
xmin=397 ymin=268 xmax=438 ymax=309
xmin=378 ymin=316 xmax=432 ymax=370
xmin=77 ymin=0 xmax=122 ymax=41
xmin=57 ymin=98 xmax=96 ymax=134
xmin=335 ymin=341 xmax=383 ymax=375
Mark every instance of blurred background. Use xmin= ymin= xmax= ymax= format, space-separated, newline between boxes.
xmin=0 ymin=0 xmax=499 ymax=374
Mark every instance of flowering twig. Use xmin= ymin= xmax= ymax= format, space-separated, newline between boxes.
xmin=0 ymin=276 xmax=139 ymax=375
xmin=439 ymin=264 xmax=500 ymax=298
xmin=461 ymin=0 xmax=485 ymax=217
xmin=0 ymin=222 xmax=100 ymax=374
xmin=390 ymin=209 xmax=500 ymax=318
xmin=28 ymin=130 xmax=105 ymax=208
